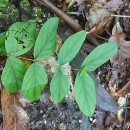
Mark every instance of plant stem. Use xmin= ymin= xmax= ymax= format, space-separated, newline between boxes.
xmin=90 ymin=33 xmax=108 ymax=41
xmin=67 ymin=12 xmax=82 ymax=15
xmin=0 ymin=54 xmax=7 ymax=57
xmin=71 ymin=67 xmax=79 ymax=71
xmin=36 ymin=0 xmax=83 ymax=32
xmin=0 ymin=54 xmax=36 ymax=62
xmin=36 ymin=0 xmax=100 ymax=46
xmin=17 ymin=56 xmax=35 ymax=62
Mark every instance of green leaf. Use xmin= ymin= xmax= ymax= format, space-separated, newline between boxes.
xmin=5 ymin=22 xmax=36 ymax=56
xmin=58 ymin=30 xmax=86 ymax=65
xmin=22 ymin=62 xmax=48 ymax=101
xmin=34 ymin=17 xmax=59 ymax=60
xmin=81 ymin=42 xmax=118 ymax=71
xmin=0 ymin=32 xmax=6 ymax=54
xmin=0 ymin=0 xmax=8 ymax=8
xmin=1 ymin=57 xmax=27 ymax=93
xmin=74 ymin=71 xmax=96 ymax=117
xmin=50 ymin=68 xmax=70 ymax=104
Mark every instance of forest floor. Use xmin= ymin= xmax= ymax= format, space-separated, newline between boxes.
xmin=1 ymin=0 xmax=130 ymax=130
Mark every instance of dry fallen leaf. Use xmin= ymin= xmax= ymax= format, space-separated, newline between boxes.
xmin=108 ymin=23 xmax=130 ymax=109
xmin=112 ymin=22 xmax=123 ymax=35
xmin=108 ymin=22 xmax=130 ymax=64
xmin=109 ymin=32 xmax=130 ymax=64
xmin=105 ymin=113 xmax=120 ymax=127
xmin=85 ymin=0 xmax=111 ymax=33
xmin=113 ymin=80 xmax=130 ymax=98
xmin=104 ymin=0 xmax=124 ymax=12
xmin=1 ymin=88 xmax=30 ymax=130
xmin=89 ymin=16 xmax=113 ymax=35
xmin=1 ymin=88 xmax=17 ymax=130
xmin=86 ymin=9 xmax=110 ymax=30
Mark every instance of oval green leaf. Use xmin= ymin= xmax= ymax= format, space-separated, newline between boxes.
xmin=1 ymin=57 xmax=27 ymax=93
xmin=81 ymin=42 xmax=118 ymax=71
xmin=0 ymin=32 xmax=6 ymax=54
xmin=74 ymin=71 xmax=96 ymax=117
xmin=22 ymin=62 xmax=48 ymax=101
xmin=0 ymin=0 xmax=8 ymax=8
xmin=34 ymin=17 xmax=59 ymax=60
xmin=5 ymin=22 xmax=36 ymax=56
xmin=50 ymin=68 xmax=70 ymax=104
xmin=58 ymin=30 xmax=86 ymax=65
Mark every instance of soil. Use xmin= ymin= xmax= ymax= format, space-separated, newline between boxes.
xmin=25 ymin=100 xmax=82 ymax=130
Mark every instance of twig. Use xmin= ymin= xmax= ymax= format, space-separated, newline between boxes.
xmin=43 ymin=105 xmax=55 ymax=118
xmin=17 ymin=56 xmax=35 ymax=62
xmin=71 ymin=67 xmax=79 ymax=71
xmin=67 ymin=12 xmax=81 ymax=15
xmin=0 ymin=54 xmax=80 ymax=70
xmin=111 ymin=14 xmax=130 ymax=18
xmin=89 ymin=33 xmax=108 ymax=41
xmin=105 ymin=29 xmax=112 ymax=36
xmin=36 ymin=0 xmax=99 ymax=46
xmin=36 ymin=0 xmax=82 ymax=32
xmin=0 ymin=54 xmax=36 ymax=62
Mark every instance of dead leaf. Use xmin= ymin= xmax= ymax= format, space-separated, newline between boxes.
xmin=1 ymin=87 xmax=17 ymax=130
xmin=90 ymin=72 xmax=119 ymax=113
xmin=113 ymin=80 xmax=130 ymax=98
xmin=80 ymin=115 xmax=91 ymax=130
xmin=84 ymin=0 xmax=111 ymax=33
xmin=112 ymin=22 xmax=123 ymax=35
xmin=86 ymin=8 xmax=110 ymax=31
xmin=15 ymin=105 xmax=29 ymax=130
xmin=105 ymin=113 xmax=120 ymax=127
xmin=1 ymin=88 xmax=29 ymax=130
xmin=108 ymin=31 xmax=130 ymax=64
xmin=89 ymin=16 xmax=113 ymax=35
xmin=123 ymin=9 xmax=130 ymax=38
xmin=108 ymin=23 xmax=130 ymax=64
xmin=104 ymin=0 xmax=124 ymax=12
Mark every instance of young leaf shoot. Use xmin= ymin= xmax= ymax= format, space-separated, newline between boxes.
xmin=34 ymin=17 xmax=59 ymax=60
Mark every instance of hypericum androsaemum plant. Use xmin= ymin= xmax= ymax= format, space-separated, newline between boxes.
xmin=1 ymin=17 xmax=58 ymax=101
xmin=74 ymin=43 xmax=118 ymax=116
xmin=50 ymin=33 xmax=118 ymax=116
xmin=0 ymin=17 xmax=118 ymax=117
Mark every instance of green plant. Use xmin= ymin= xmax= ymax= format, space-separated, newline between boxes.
xmin=0 ymin=0 xmax=9 ymax=13
xmin=0 ymin=17 xmax=118 ymax=117
xmin=0 ymin=32 xmax=6 ymax=54
xmin=51 ymin=35 xmax=118 ymax=116
xmin=74 ymin=43 xmax=118 ymax=116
